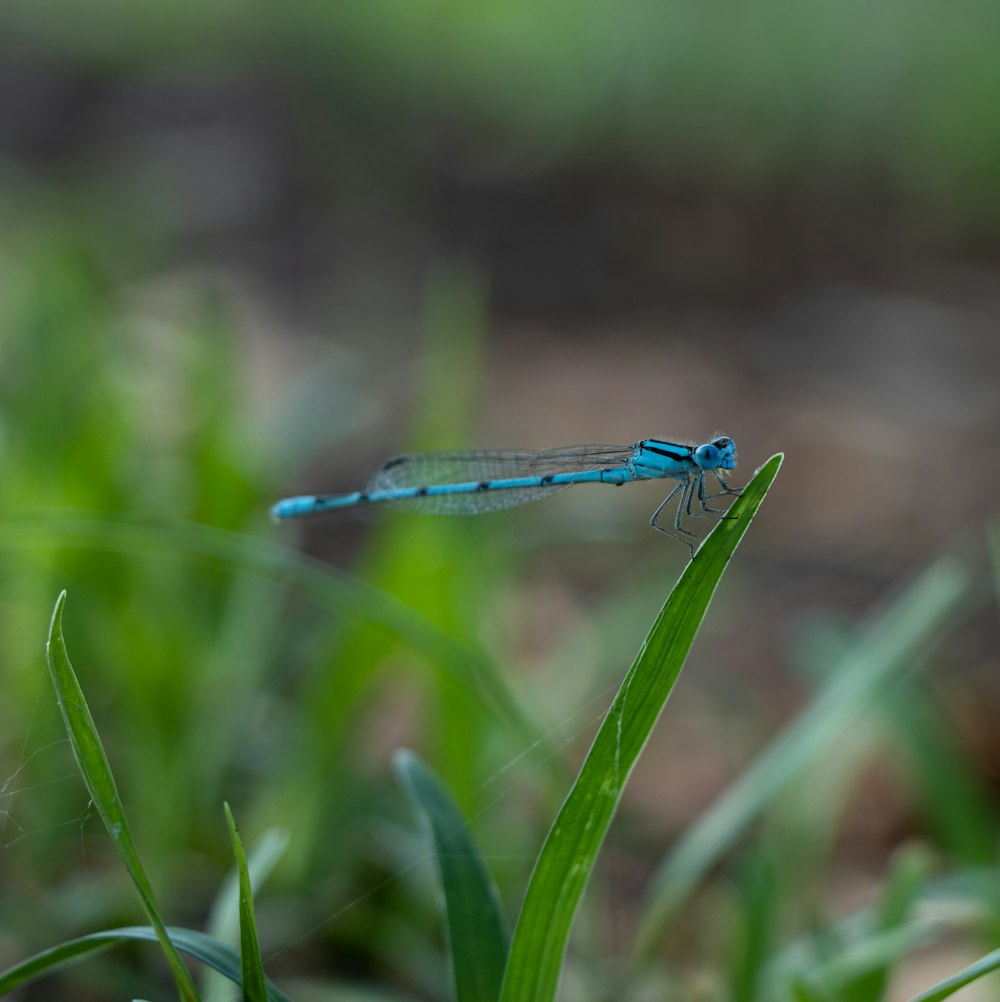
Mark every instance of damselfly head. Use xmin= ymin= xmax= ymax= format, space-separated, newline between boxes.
xmin=694 ymin=436 xmax=737 ymax=471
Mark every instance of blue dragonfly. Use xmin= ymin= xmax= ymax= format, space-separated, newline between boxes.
xmin=271 ymin=436 xmax=742 ymax=554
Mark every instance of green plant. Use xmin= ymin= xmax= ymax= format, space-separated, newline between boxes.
xmin=4 ymin=460 xmax=999 ymax=1000
xmin=4 ymin=456 xmax=779 ymax=998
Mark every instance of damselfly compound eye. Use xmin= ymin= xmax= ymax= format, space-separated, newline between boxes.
xmin=694 ymin=444 xmax=721 ymax=469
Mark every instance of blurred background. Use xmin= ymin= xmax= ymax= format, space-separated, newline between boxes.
xmin=0 ymin=2 xmax=998 ymax=999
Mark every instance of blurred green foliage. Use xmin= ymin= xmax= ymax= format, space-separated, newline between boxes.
xmin=0 ymin=7 xmax=997 ymax=985
xmin=0 ymin=209 xmax=560 ymax=996
xmin=0 ymin=120 xmax=997 ymax=1000
xmin=4 ymin=0 xmax=1000 ymax=224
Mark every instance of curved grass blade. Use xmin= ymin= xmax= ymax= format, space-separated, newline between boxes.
xmin=793 ymin=922 xmax=941 ymax=996
xmin=45 ymin=591 xmax=200 ymax=1002
xmin=907 ymin=947 xmax=1000 ymax=1002
xmin=780 ymin=918 xmax=945 ymax=1002
xmin=224 ymin=803 xmax=268 ymax=1002
xmin=0 ymin=927 xmax=291 ymax=1001
xmin=499 ymin=454 xmax=783 ymax=1002
xmin=633 ymin=556 xmax=971 ymax=959
xmin=768 ymin=863 xmax=998 ymax=998
xmin=395 ymin=750 xmax=508 ymax=1002
xmin=5 ymin=513 xmax=544 ymax=764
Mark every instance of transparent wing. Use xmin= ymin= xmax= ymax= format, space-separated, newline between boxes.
xmin=366 ymin=444 xmax=634 ymax=514
xmin=368 ymin=445 xmax=634 ymax=487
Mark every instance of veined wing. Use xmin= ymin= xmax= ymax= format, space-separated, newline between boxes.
xmin=369 ymin=445 xmax=635 ymax=487
xmin=367 ymin=444 xmax=634 ymax=514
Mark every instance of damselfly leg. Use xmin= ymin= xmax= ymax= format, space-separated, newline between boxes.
xmin=649 ymin=478 xmax=700 ymax=556
xmin=690 ymin=471 xmax=741 ymax=518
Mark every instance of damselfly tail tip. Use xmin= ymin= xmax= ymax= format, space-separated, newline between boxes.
xmin=270 ymin=498 xmax=304 ymax=522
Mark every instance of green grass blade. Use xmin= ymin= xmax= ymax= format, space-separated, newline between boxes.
xmin=838 ymin=844 xmax=933 ymax=1002
xmin=395 ymin=750 xmax=509 ymax=1002
xmin=206 ymin=827 xmax=289 ymax=940
xmin=7 ymin=513 xmax=543 ymax=759
xmin=907 ymin=947 xmax=1000 ymax=1001
xmin=204 ymin=827 xmax=289 ymax=1002
xmin=45 ymin=591 xmax=200 ymax=1002
xmin=728 ymin=850 xmax=781 ymax=1002
xmin=499 ymin=454 xmax=783 ymax=1002
xmin=224 ymin=803 xmax=268 ymax=1002
xmin=800 ymin=921 xmax=941 ymax=995
xmin=0 ymin=934 xmax=118 ymax=994
xmin=790 ymin=974 xmax=837 ymax=1002
xmin=767 ymin=862 xmax=998 ymax=997
xmin=633 ymin=556 xmax=971 ymax=959
xmin=0 ymin=927 xmax=291 ymax=1001
xmin=884 ymin=687 xmax=998 ymax=865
